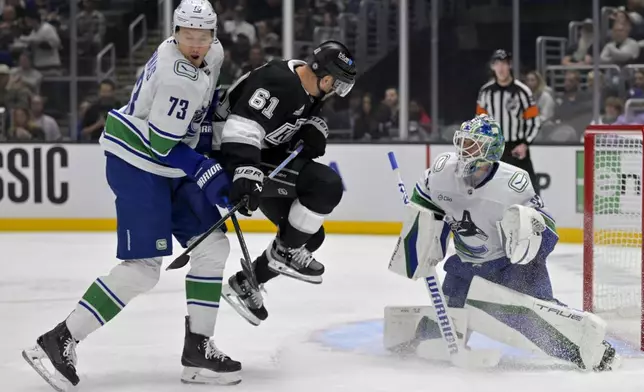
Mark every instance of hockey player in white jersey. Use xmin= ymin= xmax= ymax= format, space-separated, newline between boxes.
xmin=22 ymin=1 xmax=241 ymax=389
xmin=384 ymin=114 xmax=620 ymax=371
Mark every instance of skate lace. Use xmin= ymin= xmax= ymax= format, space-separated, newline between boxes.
xmin=240 ymin=279 xmax=264 ymax=308
xmin=204 ymin=340 xmax=227 ymax=361
xmin=289 ymin=247 xmax=314 ymax=268
xmin=62 ymin=338 xmax=78 ymax=367
xmin=249 ymin=286 xmax=264 ymax=308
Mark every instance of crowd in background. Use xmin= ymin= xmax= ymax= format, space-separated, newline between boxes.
xmin=2 ymin=0 xmax=643 ymax=144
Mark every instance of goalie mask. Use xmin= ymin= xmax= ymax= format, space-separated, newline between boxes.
xmin=453 ymin=114 xmax=505 ymax=177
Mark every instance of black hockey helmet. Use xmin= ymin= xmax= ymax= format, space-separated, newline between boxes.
xmin=309 ymin=40 xmax=357 ymax=97
xmin=490 ymin=49 xmax=511 ymax=64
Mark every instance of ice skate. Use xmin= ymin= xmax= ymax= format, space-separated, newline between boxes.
xmin=266 ymin=238 xmax=325 ymax=284
xmin=22 ymin=321 xmax=79 ymax=392
xmin=221 ymin=271 xmax=268 ymax=326
xmin=593 ymin=341 xmax=621 ymax=372
xmin=180 ymin=316 xmax=241 ymax=385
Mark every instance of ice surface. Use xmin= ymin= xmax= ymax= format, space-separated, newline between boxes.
xmin=1 ymin=233 xmax=643 ymax=392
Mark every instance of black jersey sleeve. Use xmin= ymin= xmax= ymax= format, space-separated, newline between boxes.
xmin=221 ymin=65 xmax=303 ymax=171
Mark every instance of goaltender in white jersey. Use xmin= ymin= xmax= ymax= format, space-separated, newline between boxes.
xmin=385 ymin=114 xmax=620 ymax=371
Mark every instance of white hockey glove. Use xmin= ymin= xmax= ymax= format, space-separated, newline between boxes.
xmin=389 ymin=205 xmax=447 ymax=279
xmin=496 ymin=204 xmax=546 ymax=265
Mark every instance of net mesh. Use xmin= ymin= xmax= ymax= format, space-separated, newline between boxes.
xmin=591 ymin=131 xmax=643 ymax=347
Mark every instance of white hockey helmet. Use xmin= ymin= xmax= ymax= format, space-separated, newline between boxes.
xmin=173 ymin=0 xmax=217 ymax=32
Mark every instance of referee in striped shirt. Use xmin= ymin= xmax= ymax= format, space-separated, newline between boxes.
xmin=476 ymin=49 xmax=541 ymax=193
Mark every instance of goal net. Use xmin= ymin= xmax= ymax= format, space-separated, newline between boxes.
xmin=583 ymin=125 xmax=644 ymax=351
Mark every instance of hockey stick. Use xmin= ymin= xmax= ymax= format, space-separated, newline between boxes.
xmin=387 ymin=151 xmax=500 ymax=368
xmin=229 ymin=212 xmax=260 ymax=291
xmin=166 ymin=142 xmax=304 ymax=271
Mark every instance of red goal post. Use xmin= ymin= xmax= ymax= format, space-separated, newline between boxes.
xmin=583 ymin=124 xmax=644 ymax=351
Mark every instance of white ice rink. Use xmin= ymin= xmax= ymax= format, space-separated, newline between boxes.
xmin=2 ymin=233 xmax=644 ymax=392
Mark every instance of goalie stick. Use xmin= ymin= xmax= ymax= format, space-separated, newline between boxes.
xmin=387 ymin=151 xmax=500 ymax=369
xmin=166 ymin=142 xmax=304 ymax=271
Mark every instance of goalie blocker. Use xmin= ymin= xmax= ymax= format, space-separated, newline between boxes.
xmin=387 ymin=196 xmax=620 ymax=371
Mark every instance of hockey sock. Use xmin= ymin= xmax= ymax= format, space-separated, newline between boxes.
xmin=279 ymin=199 xmax=326 ymax=248
xmin=66 ymin=258 xmax=162 ymax=341
xmin=184 ymin=232 xmax=228 ymax=336
xmin=253 ymin=252 xmax=279 ymax=285
xmin=185 ymin=273 xmax=222 ymax=336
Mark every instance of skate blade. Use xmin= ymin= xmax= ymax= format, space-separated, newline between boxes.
xmin=267 ymin=261 xmax=323 ymax=284
xmin=221 ymin=285 xmax=262 ymax=326
xmin=22 ymin=346 xmax=74 ymax=392
xmin=181 ymin=366 xmax=241 ymax=385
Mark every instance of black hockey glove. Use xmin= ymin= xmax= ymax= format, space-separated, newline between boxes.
xmin=229 ymin=166 xmax=265 ymax=216
xmin=292 ymin=116 xmax=328 ymax=159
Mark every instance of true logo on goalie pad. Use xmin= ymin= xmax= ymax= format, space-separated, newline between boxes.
xmin=535 ymin=304 xmax=583 ymax=321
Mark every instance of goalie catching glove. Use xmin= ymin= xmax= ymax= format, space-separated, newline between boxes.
xmin=496 ymin=204 xmax=546 ymax=265
xmin=389 ymin=205 xmax=448 ymax=279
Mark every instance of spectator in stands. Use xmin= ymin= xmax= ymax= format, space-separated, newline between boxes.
xmin=613 ymin=5 xmax=644 ymax=40
xmin=525 ymin=70 xmax=555 ymax=124
xmin=0 ymin=64 xmax=9 ymax=108
xmin=241 ymin=44 xmax=266 ymax=74
xmin=255 ymin=20 xmax=280 ymax=54
xmin=376 ymin=87 xmax=399 ymax=137
xmin=314 ymin=12 xmax=342 ymax=45
xmin=30 ymin=94 xmax=59 ymax=141
xmin=554 ymin=70 xmax=593 ymax=133
xmin=7 ymin=106 xmax=44 ymax=140
xmin=5 ymin=0 xmax=24 ymax=18
xmin=353 ymin=93 xmax=379 ymax=140
xmin=224 ymin=5 xmax=256 ymax=45
xmin=407 ymin=100 xmax=432 ymax=142
xmin=591 ymin=96 xmax=624 ymax=125
xmin=294 ymin=7 xmax=313 ymax=41
xmin=562 ymin=19 xmax=593 ymax=66
xmin=13 ymin=10 xmax=62 ymax=73
xmin=588 ymin=70 xmax=619 ymax=104
xmin=5 ymin=71 xmax=31 ymax=108
xmin=0 ymin=5 xmax=20 ymax=57
xmin=218 ymin=48 xmax=242 ymax=86
xmin=600 ymin=21 xmax=640 ymax=65
xmin=246 ymin=0 xmax=282 ymax=26
xmin=10 ymin=51 xmax=41 ymax=94
xmin=80 ymin=79 xmax=120 ymax=142
xmin=76 ymin=0 xmax=106 ymax=56
xmin=628 ymin=69 xmax=644 ymax=98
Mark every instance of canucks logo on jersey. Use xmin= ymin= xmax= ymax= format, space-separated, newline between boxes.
xmin=446 ymin=210 xmax=489 ymax=259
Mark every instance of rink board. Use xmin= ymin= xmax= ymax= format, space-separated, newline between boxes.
xmin=0 ymin=143 xmax=598 ymax=243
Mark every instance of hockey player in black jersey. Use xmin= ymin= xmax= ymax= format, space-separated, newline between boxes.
xmin=212 ymin=40 xmax=356 ymax=325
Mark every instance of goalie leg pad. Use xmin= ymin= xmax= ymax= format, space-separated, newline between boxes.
xmin=384 ymin=305 xmax=502 ymax=367
xmin=442 ymin=254 xmax=555 ymax=308
xmin=384 ymin=306 xmax=467 ymax=356
xmin=465 ymin=276 xmax=612 ymax=370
